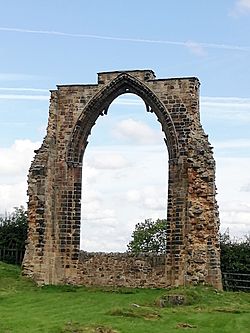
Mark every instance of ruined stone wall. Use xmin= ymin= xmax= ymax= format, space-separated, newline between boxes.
xmin=22 ymin=70 xmax=222 ymax=289
xmin=78 ymin=252 xmax=167 ymax=288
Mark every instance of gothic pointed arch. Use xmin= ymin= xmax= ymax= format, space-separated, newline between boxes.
xmin=66 ymin=73 xmax=179 ymax=165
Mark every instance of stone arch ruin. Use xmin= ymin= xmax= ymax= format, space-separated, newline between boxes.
xmin=22 ymin=70 xmax=222 ymax=289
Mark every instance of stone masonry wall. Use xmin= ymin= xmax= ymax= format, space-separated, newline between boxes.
xmin=78 ymin=252 xmax=167 ymax=288
xmin=22 ymin=70 xmax=222 ymax=289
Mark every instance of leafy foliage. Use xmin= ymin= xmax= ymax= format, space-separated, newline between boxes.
xmin=0 ymin=206 xmax=28 ymax=264
xmin=0 ymin=206 xmax=28 ymax=249
xmin=127 ymin=219 xmax=167 ymax=254
xmin=220 ymin=231 xmax=250 ymax=273
xmin=127 ymin=219 xmax=250 ymax=276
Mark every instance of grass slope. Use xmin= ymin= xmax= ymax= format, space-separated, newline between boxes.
xmin=0 ymin=261 xmax=249 ymax=333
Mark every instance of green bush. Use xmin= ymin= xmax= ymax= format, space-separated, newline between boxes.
xmin=0 ymin=206 xmax=28 ymax=265
xmin=220 ymin=232 xmax=250 ymax=273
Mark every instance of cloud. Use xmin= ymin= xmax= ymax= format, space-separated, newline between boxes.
xmin=126 ymin=186 xmax=166 ymax=211
xmin=81 ymin=189 xmax=102 ymax=206
xmin=216 ymin=157 xmax=250 ymax=193
xmin=88 ymin=153 xmax=130 ymax=169
xmin=126 ymin=189 xmax=141 ymax=202
xmin=215 ymin=157 xmax=250 ymax=237
xmin=0 ymin=87 xmax=48 ymax=92
xmin=113 ymin=118 xmax=163 ymax=144
xmin=213 ymin=139 xmax=250 ymax=149
xmin=231 ymin=0 xmax=250 ymax=16
xmin=0 ymin=181 xmax=28 ymax=214
xmin=219 ymin=201 xmax=250 ymax=237
xmin=82 ymin=207 xmax=116 ymax=226
xmin=201 ymin=96 xmax=250 ymax=109
xmin=81 ymin=183 xmax=167 ymax=251
xmin=0 ymin=139 xmax=40 ymax=212
xmin=113 ymin=98 xmax=144 ymax=106
xmin=0 ymin=27 xmax=249 ymax=52
xmin=241 ymin=183 xmax=250 ymax=192
xmin=0 ymin=94 xmax=49 ymax=101
xmin=0 ymin=87 xmax=49 ymax=101
xmin=81 ymin=224 xmax=129 ymax=252
xmin=0 ymin=140 xmax=40 ymax=180
xmin=240 ymin=0 xmax=250 ymax=8
xmin=185 ymin=40 xmax=206 ymax=56
xmin=80 ymin=144 xmax=168 ymax=252
xmin=201 ymin=96 xmax=250 ymax=122
xmin=81 ymin=162 xmax=100 ymax=184
xmin=81 ymin=190 xmax=122 ymax=251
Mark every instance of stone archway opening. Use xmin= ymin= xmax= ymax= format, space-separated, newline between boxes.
xmin=23 ymin=70 xmax=222 ymax=289
xmin=80 ymin=93 xmax=168 ymax=252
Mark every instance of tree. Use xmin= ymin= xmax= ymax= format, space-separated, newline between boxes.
xmin=0 ymin=206 xmax=28 ymax=264
xmin=127 ymin=218 xmax=167 ymax=254
xmin=127 ymin=219 xmax=250 ymax=275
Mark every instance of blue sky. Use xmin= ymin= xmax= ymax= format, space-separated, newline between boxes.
xmin=0 ymin=0 xmax=250 ymax=251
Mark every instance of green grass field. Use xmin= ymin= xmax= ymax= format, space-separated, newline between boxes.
xmin=0 ymin=262 xmax=249 ymax=333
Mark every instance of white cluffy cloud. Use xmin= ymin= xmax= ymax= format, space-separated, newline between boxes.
xmin=88 ymin=153 xmax=130 ymax=169
xmin=0 ymin=139 xmax=40 ymax=212
xmin=219 ymin=201 xmax=250 ymax=237
xmin=0 ymin=140 xmax=40 ymax=180
xmin=113 ymin=118 xmax=163 ymax=144
xmin=126 ymin=186 xmax=166 ymax=211
xmin=216 ymin=157 xmax=250 ymax=237
xmin=81 ymin=144 xmax=168 ymax=252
